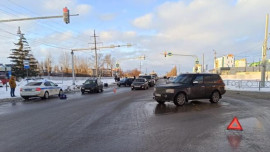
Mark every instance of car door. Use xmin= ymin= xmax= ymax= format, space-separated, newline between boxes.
xmin=204 ymin=75 xmax=215 ymax=98
xmin=50 ymin=82 xmax=58 ymax=95
xmin=44 ymin=82 xmax=53 ymax=95
xmin=189 ymin=75 xmax=205 ymax=99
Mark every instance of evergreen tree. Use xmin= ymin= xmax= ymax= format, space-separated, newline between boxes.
xmin=8 ymin=27 xmax=39 ymax=78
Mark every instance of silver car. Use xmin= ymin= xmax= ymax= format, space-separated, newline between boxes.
xmin=20 ymin=81 xmax=63 ymax=100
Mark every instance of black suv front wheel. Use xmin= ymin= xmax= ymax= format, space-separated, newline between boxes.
xmin=174 ymin=93 xmax=186 ymax=106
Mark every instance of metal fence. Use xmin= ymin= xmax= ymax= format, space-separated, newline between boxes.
xmin=223 ymin=80 xmax=270 ymax=90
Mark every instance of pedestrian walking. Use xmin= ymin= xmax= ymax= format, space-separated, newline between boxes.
xmin=9 ymin=76 xmax=16 ymax=97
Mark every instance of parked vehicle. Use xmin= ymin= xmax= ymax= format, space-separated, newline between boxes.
xmin=131 ymin=78 xmax=149 ymax=90
xmin=138 ymin=75 xmax=155 ymax=87
xmin=153 ymin=74 xmax=226 ymax=106
xmin=0 ymin=80 xmax=3 ymax=87
xmin=117 ymin=78 xmax=134 ymax=87
xmin=20 ymin=81 xmax=63 ymax=100
xmin=81 ymin=78 xmax=103 ymax=94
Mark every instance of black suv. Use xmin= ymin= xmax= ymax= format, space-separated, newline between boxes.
xmin=81 ymin=78 xmax=103 ymax=94
xmin=153 ymin=74 xmax=226 ymax=106
xmin=139 ymin=75 xmax=155 ymax=87
xmin=117 ymin=78 xmax=134 ymax=87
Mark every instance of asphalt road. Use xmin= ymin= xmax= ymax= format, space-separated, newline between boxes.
xmin=0 ymin=82 xmax=270 ymax=152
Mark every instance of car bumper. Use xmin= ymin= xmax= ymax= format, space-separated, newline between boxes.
xmin=20 ymin=91 xmax=43 ymax=97
xmin=132 ymin=85 xmax=145 ymax=89
xmin=153 ymin=92 xmax=174 ymax=101
xmin=81 ymin=88 xmax=97 ymax=92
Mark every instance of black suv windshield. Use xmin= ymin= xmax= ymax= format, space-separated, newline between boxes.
xmin=173 ymin=74 xmax=193 ymax=84
xmin=85 ymin=80 xmax=97 ymax=85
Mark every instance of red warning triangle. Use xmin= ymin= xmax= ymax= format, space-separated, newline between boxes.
xmin=227 ymin=117 xmax=243 ymax=131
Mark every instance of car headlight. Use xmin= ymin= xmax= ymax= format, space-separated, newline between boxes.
xmin=165 ymin=89 xmax=174 ymax=93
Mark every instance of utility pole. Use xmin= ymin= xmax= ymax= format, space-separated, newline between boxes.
xmin=202 ymin=53 xmax=204 ymax=73
xmin=92 ymin=30 xmax=99 ymax=77
xmin=71 ymin=51 xmax=75 ymax=85
xmin=214 ymin=50 xmax=217 ymax=73
xmin=261 ymin=14 xmax=269 ymax=87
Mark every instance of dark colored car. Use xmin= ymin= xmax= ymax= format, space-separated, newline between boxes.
xmin=131 ymin=78 xmax=149 ymax=90
xmin=153 ymin=74 xmax=226 ymax=106
xmin=117 ymin=78 xmax=134 ymax=87
xmin=139 ymin=75 xmax=155 ymax=87
xmin=81 ymin=78 xmax=103 ymax=94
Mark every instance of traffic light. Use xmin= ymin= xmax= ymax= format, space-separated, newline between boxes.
xmin=164 ymin=51 xmax=167 ymax=57
xmin=63 ymin=7 xmax=70 ymax=24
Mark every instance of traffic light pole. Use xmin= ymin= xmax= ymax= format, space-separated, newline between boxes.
xmin=71 ymin=43 xmax=132 ymax=85
xmin=0 ymin=14 xmax=78 ymax=23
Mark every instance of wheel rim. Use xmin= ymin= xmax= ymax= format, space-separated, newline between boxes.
xmin=177 ymin=94 xmax=185 ymax=105
xmin=45 ymin=92 xmax=49 ymax=99
xmin=212 ymin=92 xmax=219 ymax=102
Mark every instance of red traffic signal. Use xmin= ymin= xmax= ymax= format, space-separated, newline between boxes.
xmin=63 ymin=7 xmax=70 ymax=24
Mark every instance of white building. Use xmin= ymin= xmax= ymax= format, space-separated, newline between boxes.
xmin=214 ymin=54 xmax=235 ymax=68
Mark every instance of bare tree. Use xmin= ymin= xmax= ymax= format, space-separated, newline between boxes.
xmin=59 ymin=51 xmax=70 ymax=73
xmin=104 ymin=54 xmax=116 ymax=76
xmin=44 ymin=53 xmax=53 ymax=76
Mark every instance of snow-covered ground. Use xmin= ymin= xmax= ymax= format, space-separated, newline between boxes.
xmin=225 ymin=85 xmax=270 ymax=92
xmin=0 ymin=77 xmax=116 ymax=100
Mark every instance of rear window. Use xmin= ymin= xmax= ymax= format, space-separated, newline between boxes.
xmin=139 ymin=76 xmax=151 ymax=79
xmin=134 ymin=79 xmax=145 ymax=82
xmin=204 ymin=75 xmax=223 ymax=84
xmin=26 ymin=82 xmax=42 ymax=86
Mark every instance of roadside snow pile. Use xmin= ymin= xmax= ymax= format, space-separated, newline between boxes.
xmin=226 ymin=85 xmax=270 ymax=92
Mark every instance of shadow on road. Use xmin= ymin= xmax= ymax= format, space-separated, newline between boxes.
xmin=154 ymin=100 xmax=222 ymax=115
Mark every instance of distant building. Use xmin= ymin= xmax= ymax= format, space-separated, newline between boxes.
xmin=193 ymin=64 xmax=202 ymax=73
xmin=214 ymin=54 xmax=235 ymax=68
xmin=235 ymin=59 xmax=247 ymax=67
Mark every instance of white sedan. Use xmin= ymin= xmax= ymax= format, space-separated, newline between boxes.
xmin=0 ymin=80 xmax=3 ymax=87
xmin=20 ymin=81 xmax=63 ymax=100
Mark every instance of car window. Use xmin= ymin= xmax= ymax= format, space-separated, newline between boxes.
xmin=139 ymin=76 xmax=151 ymax=80
xmin=44 ymin=82 xmax=52 ymax=86
xmin=193 ymin=75 xmax=203 ymax=84
xmin=134 ymin=79 xmax=145 ymax=82
xmin=212 ymin=75 xmax=223 ymax=84
xmin=26 ymin=82 xmax=42 ymax=86
xmin=173 ymin=74 xmax=193 ymax=84
xmin=204 ymin=75 xmax=213 ymax=84
xmin=50 ymin=82 xmax=56 ymax=86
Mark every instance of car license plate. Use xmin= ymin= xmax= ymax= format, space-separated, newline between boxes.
xmin=135 ymin=86 xmax=140 ymax=88
xmin=25 ymin=89 xmax=32 ymax=91
xmin=85 ymin=89 xmax=90 ymax=91
xmin=155 ymin=93 xmax=161 ymax=97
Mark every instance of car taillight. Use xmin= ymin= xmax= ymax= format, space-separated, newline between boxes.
xmin=20 ymin=88 xmax=22 ymax=92
xmin=36 ymin=88 xmax=41 ymax=91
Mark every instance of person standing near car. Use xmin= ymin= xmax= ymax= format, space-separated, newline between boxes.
xmin=9 ymin=76 xmax=16 ymax=97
